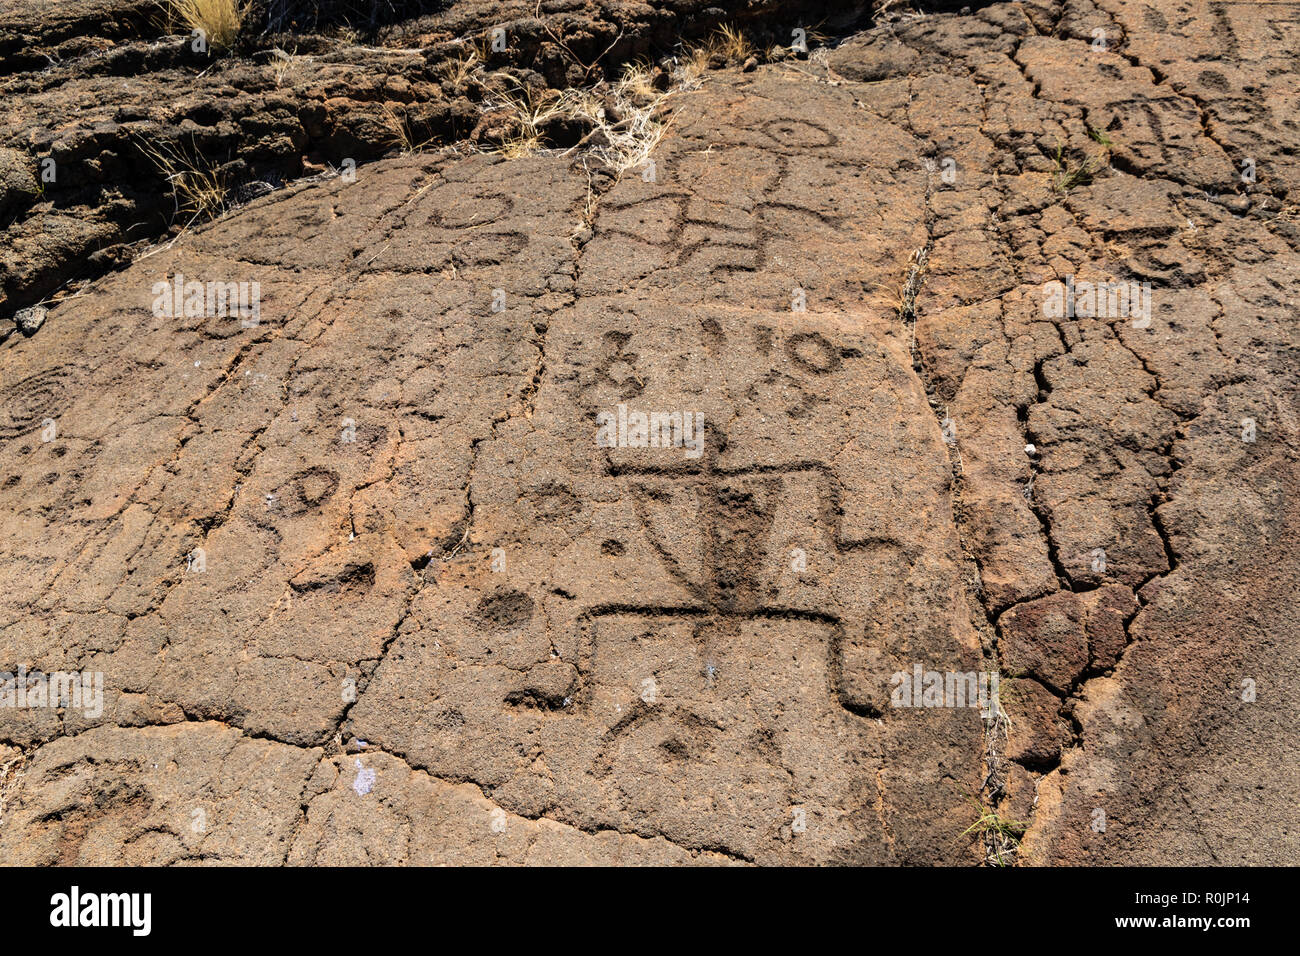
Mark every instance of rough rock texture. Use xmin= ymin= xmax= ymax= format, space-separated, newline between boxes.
xmin=1 ymin=0 xmax=1297 ymax=865
xmin=0 ymin=0 xmax=867 ymax=323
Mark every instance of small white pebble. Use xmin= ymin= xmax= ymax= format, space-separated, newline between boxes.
xmin=1024 ymin=444 xmax=1037 ymax=456
xmin=353 ymin=759 xmax=375 ymax=797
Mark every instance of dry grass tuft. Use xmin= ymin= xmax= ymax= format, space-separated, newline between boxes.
xmin=613 ymin=58 xmax=659 ymax=100
xmin=380 ymin=102 xmax=434 ymax=154
xmin=161 ymin=0 xmax=247 ymax=51
xmin=479 ymin=62 xmax=679 ymax=177
xmin=570 ymin=61 xmax=676 ymax=171
xmin=487 ymin=77 xmax=568 ymax=159
xmin=1053 ymin=144 xmax=1105 ymax=193
xmin=896 ymin=243 xmax=930 ymax=324
xmin=267 ymin=47 xmax=308 ymax=87
xmin=438 ymin=50 xmax=482 ymax=88
xmin=138 ymin=136 xmax=230 ymax=221
xmin=677 ymin=42 xmax=713 ymax=88
xmin=677 ymin=22 xmax=827 ymax=85
xmin=678 ymin=25 xmax=752 ymax=84
xmin=964 ymin=798 xmax=1028 ymax=867
xmin=715 ymin=23 xmax=754 ymax=63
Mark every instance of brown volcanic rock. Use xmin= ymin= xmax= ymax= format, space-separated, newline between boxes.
xmin=1001 ymin=677 xmax=1070 ymax=770
xmin=1001 ymin=592 xmax=1090 ymax=693
xmin=0 ymin=722 xmax=320 ymax=865
xmin=2 ymin=0 xmax=1299 ymax=866
xmin=999 ymin=585 xmax=1138 ymax=693
xmin=0 ymin=0 xmax=868 ymax=320
xmin=901 ymin=0 xmax=1300 ymax=863
xmin=0 ymin=70 xmax=986 ymax=865
xmin=286 ymin=750 xmax=731 ymax=866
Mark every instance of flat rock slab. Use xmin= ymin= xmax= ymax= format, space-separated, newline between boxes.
xmin=2 ymin=1 xmax=1299 ymax=865
xmin=0 ymin=71 xmax=984 ymax=865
